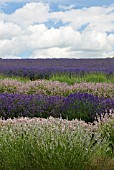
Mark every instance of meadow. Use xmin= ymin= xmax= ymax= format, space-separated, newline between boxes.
xmin=0 ymin=58 xmax=114 ymax=170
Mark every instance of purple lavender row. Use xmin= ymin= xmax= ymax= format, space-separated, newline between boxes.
xmin=0 ymin=92 xmax=114 ymax=122
xmin=0 ymin=59 xmax=114 ymax=79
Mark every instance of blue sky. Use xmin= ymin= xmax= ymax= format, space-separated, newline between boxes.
xmin=1 ymin=0 xmax=114 ymax=14
xmin=0 ymin=2 xmax=25 ymax=14
xmin=0 ymin=0 xmax=114 ymax=58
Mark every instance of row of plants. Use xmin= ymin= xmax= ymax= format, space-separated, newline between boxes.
xmin=0 ymin=59 xmax=114 ymax=80
xmin=0 ymin=92 xmax=114 ymax=122
xmin=0 ymin=116 xmax=114 ymax=170
xmin=0 ymin=79 xmax=114 ymax=98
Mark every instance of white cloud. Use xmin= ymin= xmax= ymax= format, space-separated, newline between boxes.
xmin=76 ymin=30 xmax=110 ymax=51
xmin=0 ymin=21 xmax=23 ymax=39
xmin=26 ymin=26 xmax=81 ymax=50
xmin=2 ymin=55 xmax=21 ymax=59
xmin=108 ymin=34 xmax=114 ymax=46
xmin=50 ymin=5 xmax=114 ymax=32
xmin=0 ymin=2 xmax=114 ymax=59
xmin=7 ymin=2 xmax=49 ymax=26
xmin=29 ymin=48 xmax=112 ymax=59
xmin=31 ymin=47 xmax=72 ymax=58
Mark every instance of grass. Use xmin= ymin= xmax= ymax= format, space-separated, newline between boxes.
xmin=0 ymin=74 xmax=30 ymax=83
xmin=49 ymin=74 xmax=83 ymax=85
xmin=49 ymin=73 xmax=114 ymax=85
xmin=0 ymin=117 xmax=114 ymax=170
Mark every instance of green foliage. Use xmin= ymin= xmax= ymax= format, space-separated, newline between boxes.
xmin=84 ymin=73 xmax=107 ymax=83
xmin=100 ymin=117 xmax=114 ymax=156
xmin=50 ymin=73 xmax=114 ymax=84
xmin=49 ymin=74 xmax=81 ymax=85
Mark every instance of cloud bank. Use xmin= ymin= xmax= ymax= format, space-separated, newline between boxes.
xmin=0 ymin=2 xmax=114 ymax=58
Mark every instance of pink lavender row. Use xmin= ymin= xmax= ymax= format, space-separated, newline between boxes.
xmin=0 ymin=92 xmax=114 ymax=122
xmin=0 ymin=79 xmax=114 ymax=98
xmin=1 ymin=115 xmax=114 ymax=132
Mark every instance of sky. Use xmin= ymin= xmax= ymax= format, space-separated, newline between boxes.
xmin=0 ymin=0 xmax=114 ymax=59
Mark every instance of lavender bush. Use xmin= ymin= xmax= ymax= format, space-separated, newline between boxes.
xmin=0 ymin=92 xmax=114 ymax=122
xmin=0 ymin=93 xmax=64 ymax=120
xmin=62 ymin=93 xmax=114 ymax=122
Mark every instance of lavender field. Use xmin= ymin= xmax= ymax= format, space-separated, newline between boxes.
xmin=0 ymin=58 xmax=114 ymax=121
xmin=0 ymin=58 xmax=114 ymax=80
xmin=0 ymin=59 xmax=114 ymax=170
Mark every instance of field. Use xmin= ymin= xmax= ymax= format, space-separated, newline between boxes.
xmin=0 ymin=58 xmax=114 ymax=170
